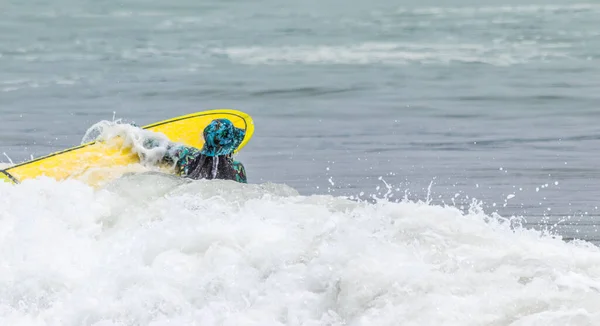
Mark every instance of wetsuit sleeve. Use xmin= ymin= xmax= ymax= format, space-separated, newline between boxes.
xmin=232 ymin=160 xmax=247 ymax=183
xmin=142 ymin=138 xmax=200 ymax=176
xmin=170 ymin=146 xmax=201 ymax=177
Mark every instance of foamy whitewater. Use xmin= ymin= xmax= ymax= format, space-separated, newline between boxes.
xmin=2 ymin=164 xmax=600 ymax=324
xmin=3 ymin=0 xmax=600 ymax=325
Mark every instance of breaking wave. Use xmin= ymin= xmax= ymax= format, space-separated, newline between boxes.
xmin=0 ymin=169 xmax=599 ymax=325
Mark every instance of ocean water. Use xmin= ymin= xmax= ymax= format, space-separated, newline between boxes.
xmin=2 ymin=0 xmax=600 ymax=324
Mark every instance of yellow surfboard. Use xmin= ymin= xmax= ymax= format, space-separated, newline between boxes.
xmin=0 ymin=109 xmax=254 ymax=187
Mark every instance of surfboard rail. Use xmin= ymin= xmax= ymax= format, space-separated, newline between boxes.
xmin=0 ymin=170 xmax=17 ymax=184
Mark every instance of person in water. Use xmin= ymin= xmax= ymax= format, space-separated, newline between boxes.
xmin=142 ymin=118 xmax=247 ymax=183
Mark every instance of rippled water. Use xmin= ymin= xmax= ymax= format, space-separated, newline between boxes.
xmin=3 ymin=0 xmax=600 ymax=236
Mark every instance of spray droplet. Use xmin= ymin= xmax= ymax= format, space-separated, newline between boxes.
xmin=2 ymin=153 xmax=14 ymax=165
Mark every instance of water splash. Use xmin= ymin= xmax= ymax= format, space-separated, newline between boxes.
xmin=80 ymin=119 xmax=174 ymax=167
xmin=0 ymin=174 xmax=599 ymax=325
xmin=2 ymin=152 xmax=14 ymax=165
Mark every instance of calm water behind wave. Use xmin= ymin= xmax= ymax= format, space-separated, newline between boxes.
xmin=1 ymin=0 xmax=600 ymax=242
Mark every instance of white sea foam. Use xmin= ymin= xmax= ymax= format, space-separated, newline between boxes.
xmin=81 ymin=119 xmax=178 ymax=167
xmin=0 ymin=76 xmax=85 ymax=92
xmin=214 ymin=41 xmax=572 ymax=66
xmin=0 ymin=172 xmax=599 ymax=325
xmin=395 ymin=4 xmax=600 ymax=16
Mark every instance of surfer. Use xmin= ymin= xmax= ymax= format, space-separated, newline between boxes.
xmin=143 ymin=118 xmax=247 ymax=183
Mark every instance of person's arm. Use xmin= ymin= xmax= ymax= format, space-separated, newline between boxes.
xmin=141 ymin=138 xmax=199 ymax=175
xmin=232 ymin=160 xmax=247 ymax=183
xmin=141 ymin=138 xmax=177 ymax=165
xmin=170 ymin=146 xmax=201 ymax=176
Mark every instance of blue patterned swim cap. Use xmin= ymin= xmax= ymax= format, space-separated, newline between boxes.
xmin=200 ymin=118 xmax=246 ymax=157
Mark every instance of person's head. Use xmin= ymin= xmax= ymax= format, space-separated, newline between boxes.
xmin=200 ymin=118 xmax=245 ymax=158
xmin=187 ymin=118 xmax=246 ymax=181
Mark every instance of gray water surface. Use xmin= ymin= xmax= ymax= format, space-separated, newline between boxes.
xmin=2 ymin=0 xmax=600 ymax=242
